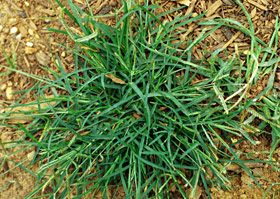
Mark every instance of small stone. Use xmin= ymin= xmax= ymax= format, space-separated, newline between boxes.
xmin=0 ymin=36 xmax=4 ymax=45
xmin=27 ymin=151 xmax=35 ymax=160
xmin=9 ymin=18 xmax=17 ymax=23
xmin=243 ymin=50 xmax=250 ymax=55
xmin=223 ymin=0 xmax=236 ymax=6
xmin=26 ymin=42 xmax=33 ymax=47
xmin=28 ymin=28 xmax=34 ymax=35
xmin=109 ymin=0 xmax=118 ymax=7
xmin=25 ymin=47 xmax=37 ymax=54
xmin=257 ymin=85 xmax=263 ymax=91
xmin=44 ymin=19 xmax=51 ymax=23
xmin=27 ymin=55 xmax=36 ymax=62
xmin=276 ymin=72 xmax=280 ymax=80
xmin=170 ymin=184 xmax=176 ymax=192
xmin=0 ymin=25 xmax=3 ymax=31
xmin=18 ymin=10 xmax=27 ymax=18
xmin=61 ymin=51 xmax=66 ymax=57
xmin=17 ymin=2 xmax=23 ymax=8
xmin=36 ymin=51 xmax=50 ymax=65
xmin=6 ymin=87 xmax=13 ymax=100
xmin=19 ymin=26 xmax=28 ymax=37
xmin=0 ymin=84 xmax=7 ymax=91
xmin=24 ymin=1 xmax=30 ymax=6
xmin=240 ymin=194 xmax=247 ymax=199
xmin=29 ymin=21 xmax=37 ymax=30
xmin=16 ymin=34 xmax=22 ymax=40
xmin=191 ymin=13 xmax=198 ymax=18
xmin=274 ymin=82 xmax=280 ymax=90
xmin=10 ymin=27 xmax=18 ymax=34
xmin=3 ymin=28 xmax=9 ymax=34
xmin=7 ymin=81 xmax=12 ymax=86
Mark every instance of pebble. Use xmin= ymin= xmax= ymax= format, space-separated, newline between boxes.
xmin=27 ymin=55 xmax=36 ymax=62
xmin=28 ymin=28 xmax=34 ymax=35
xmin=9 ymin=18 xmax=17 ymax=23
xmin=6 ymin=87 xmax=13 ymax=100
xmin=0 ymin=36 xmax=5 ymax=45
xmin=257 ymin=85 xmax=263 ymax=91
xmin=24 ymin=1 xmax=30 ymax=7
xmin=276 ymin=73 xmax=280 ymax=80
xmin=0 ymin=84 xmax=7 ymax=91
xmin=255 ymin=141 xmax=261 ymax=145
xmin=109 ymin=0 xmax=118 ymax=7
xmin=0 ymin=25 xmax=2 ymax=31
xmin=29 ymin=21 xmax=37 ymax=30
xmin=17 ymin=2 xmax=23 ymax=8
xmin=44 ymin=19 xmax=51 ymax=23
xmin=25 ymin=47 xmax=37 ymax=54
xmin=243 ymin=50 xmax=250 ymax=55
xmin=10 ymin=27 xmax=18 ymax=34
xmin=7 ymin=81 xmax=12 ymax=86
xmin=223 ymin=0 xmax=236 ymax=6
xmin=19 ymin=26 xmax=28 ymax=37
xmin=98 ymin=6 xmax=112 ymax=15
xmin=27 ymin=151 xmax=35 ymax=160
xmin=26 ymin=42 xmax=33 ymax=47
xmin=191 ymin=13 xmax=198 ymax=18
xmin=3 ymin=28 xmax=9 ymax=34
xmin=36 ymin=51 xmax=49 ymax=65
xmin=18 ymin=10 xmax=27 ymax=18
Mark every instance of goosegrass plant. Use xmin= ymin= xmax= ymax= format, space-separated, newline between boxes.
xmin=1 ymin=0 xmax=280 ymax=198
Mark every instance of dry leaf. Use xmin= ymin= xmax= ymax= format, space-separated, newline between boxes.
xmin=36 ymin=51 xmax=50 ymax=65
xmin=4 ymin=95 xmax=55 ymax=123
xmin=187 ymin=186 xmax=202 ymax=199
xmin=247 ymin=0 xmax=268 ymax=10
xmin=206 ymin=0 xmax=223 ymax=17
xmin=159 ymin=106 xmax=167 ymax=111
xmin=260 ymin=0 xmax=269 ymax=5
xmin=227 ymin=162 xmax=264 ymax=172
xmin=170 ymin=184 xmax=176 ymax=192
xmin=81 ymin=46 xmax=99 ymax=52
xmin=105 ymin=74 xmax=126 ymax=84
xmin=222 ymin=0 xmax=235 ymax=6
xmin=250 ymin=7 xmax=257 ymax=18
xmin=160 ymin=122 xmax=168 ymax=127
xmin=177 ymin=0 xmax=191 ymax=6
xmin=6 ymin=87 xmax=13 ymax=100
xmin=133 ymin=112 xmax=142 ymax=119
xmin=230 ymin=138 xmax=238 ymax=143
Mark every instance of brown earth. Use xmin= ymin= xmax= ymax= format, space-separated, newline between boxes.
xmin=0 ymin=0 xmax=280 ymax=198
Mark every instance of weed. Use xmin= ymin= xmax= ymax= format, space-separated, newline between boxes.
xmin=1 ymin=0 xmax=280 ymax=198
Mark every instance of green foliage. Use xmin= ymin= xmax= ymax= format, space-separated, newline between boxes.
xmin=1 ymin=0 xmax=280 ymax=198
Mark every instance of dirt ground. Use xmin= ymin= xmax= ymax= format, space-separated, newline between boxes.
xmin=0 ymin=0 xmax=280 ymax=198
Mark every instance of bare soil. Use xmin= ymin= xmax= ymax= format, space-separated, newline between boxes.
xmin=0 ymin=0 xmax=280 ymax=198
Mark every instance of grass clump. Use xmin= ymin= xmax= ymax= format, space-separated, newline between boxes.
xmin=1 ymin=0 xmax=280 ymax=198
